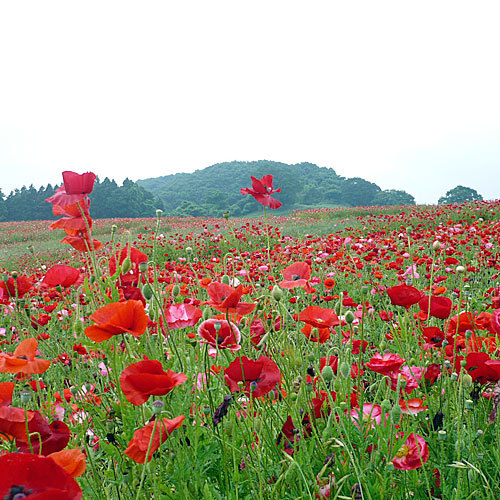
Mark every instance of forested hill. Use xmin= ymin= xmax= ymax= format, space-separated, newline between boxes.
xmin=137 ymin=160 xmax=415 ymax=217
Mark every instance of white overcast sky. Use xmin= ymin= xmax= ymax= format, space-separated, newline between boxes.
xmin=1 ymin=1 xmax=499 ymax=204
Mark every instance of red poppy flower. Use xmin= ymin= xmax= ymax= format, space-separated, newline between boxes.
xmin=48 ymin=449 xmax=87 ymax=478
xmin=52 ymin=197 xmax=90 ymax=218
xmin=198 ymin=319 xmax=241 ymax=352
xmin=279 ymin=262 xmax=312 ymax=290
xmin=0 ymin=275 xmax=34 ymax=300
xmin=124 ymin=415 xmax=185 ymax=463
xmin=84 ymin=300 xmax=149 ymax=342
xmin=422 ymin=326 xmax=445 ymax=346
xmin=62 ymin=170 xmax=96 ymax=194
xmin=424 ymin=363 xmax=441 ymax=385
xmin=0 ymin=382 xmax=14 ymax=406
xmin=0 ymin=338 xmax=51 ymax=375
xmin=419 ymin=295 xmax=452 ymax=319
xmin=49 ymin=215 xmax=93 ymax=235
xmin=387 ymin=284 xmax=423 ymax=309
xmin=300 ymin=323 xmax=331 ymax=343
xmin=0 ymin=406 xmax=34 ymax=441
xmin=42 ymin=265 xmax=82 ymax=289
xmin=224 ymin=356 xmax=281 ymax=398
xmin=61 ymin=235 xmax=103 ymax=252
xmin=399 ymin=398 xmax=428 ymax=414
xmin=204 ymin=283 xmax=256 ymax=316
xmin=392 ymin=433 xmax=429 ymax=470
xmin=16 ymin=411 xmax=70 ymax=455
xmin=365 ymin=353 xmax=405 ymax=375
xmin=0 ymin=452 xmax=82 ymax=499
xmin=109 ymin=247 xmax=148 ymax=287
xmin=299 ymin=306 xmax=340 ymax=328
xmin=119 ymin=360 xmax=187 ymax=406
xmin=349 ymin=403 xmax=387 ymax=430
xmin=46 ymin=186 xmax=87 ymax=209
xmin=491 ymin=309 xmax=500 ymax=335
xmin=240 ymin=175 xmax=282 ymax=209
xmin=461 ymin=352 xmax=500 ymax=383
xmin=163 ymin=303 xmax=202 ymax=329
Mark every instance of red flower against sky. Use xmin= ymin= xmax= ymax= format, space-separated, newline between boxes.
xmin=387 ymin=284 xmax=423 ymax=309
xmin=365 ymin=353 xmax=405 ymax=375
xmin=224 ymin=356 xmax=281 ymax=398
xmin=279 ymin=262 xmax=312 ymax=290
xmin=392 ymin=433 xmax=429 ymax=470
xmin=204 ymin=282 xmax=256 ymax=316
xmin=0 ymin=452 xmax=82 ymax=500
xmin=16 ymin=410 xmax=70 ymax=455
xmin=0 ymin=338 xmax=51 ymax=375
xmin=119 ymin=360 xmax=187 ymax=406
xmin=42 ymin=265 xmax=82 ymax=289
xmin=62 ymin=170 xmax=96 ymax=194
xmin=84 ymin=300 xmax=149 ymax=342
xmin=240 ymin=174 xmax=282 ymax=209
xmin=419 ymin=295 xmax=453 ymax=319
xmin=198 ymin=318 xmax=241 ymax=352
xmin=124 ymin=415 xmax=185 ymax=463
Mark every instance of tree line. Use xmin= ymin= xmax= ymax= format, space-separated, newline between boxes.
xmin=0 ymin=177 xmax=164 ymax=222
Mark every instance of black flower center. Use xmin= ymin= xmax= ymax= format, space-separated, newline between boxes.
xmin=5 ymin=485 xmax=34 ymax=500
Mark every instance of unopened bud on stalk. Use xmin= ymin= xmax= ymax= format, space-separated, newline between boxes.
xmin=223 ymin=211 xmax=230 ymax=220
xmin=221 ymin=275 xmax=230 ymax=285
xmin=391 ymin=404 xmax=402 ymax=421
xmin=339 ymin=361 xmax=351 ymax=379
xmin=345 ymin=311 xmax=355 ymax=324
xmin=73 ymin=321 xmax=83 ymax=335
xmin=334 ymin=300 xmax=342 ymax=315
xmin=156 ymin=209 xmax=163 ymax=219
xmin=465 ymin=399 xmax=474 ymax=409
xmin=171 ymin=284 xmax=180 ymax=297
xmin=456 ymin=266 xmax=466 ymax=274
xmin=185 ymin=247 xmax=193 ymax=255
xmin=321 ymin=365 xmax=334 ymax=382
xmin=11 ymin=271 xmax=18 ymax=278
xmin=271 ymin=285 xmax=283 ymax=302
xmin=360 ymin=286 xmax=369 ymax=296
xmin=462 ymin=373 xmax=473 ymax=388
xmin=432 ymin=241 xmax=441 ymax=251
xmin=381 ymin=399 xmax=392 ymax=413
xmin=121 ymin=257 xmax=132 ymax=275
xmin=438 ymin=430 xmax=447 ymax=440
xmin=451 ymin=372 xmax=458 ymax=381
xmin=20 ymin=390 xmax=31 ymax=404
xmin=142 ymin=283 xmax=153 ymax=300
xmin=111 ymin=224 xmax=117 ymax=235
xmin=152 ymin=400 xmax=164 ymax=414
xmin=139 ymin=261 xmax=148 ymax=273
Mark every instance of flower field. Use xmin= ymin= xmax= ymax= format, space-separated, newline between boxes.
xmin=1 ymin=173 xmax=500 ymax=499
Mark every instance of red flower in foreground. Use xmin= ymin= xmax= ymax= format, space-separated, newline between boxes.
xmin=279 ymin=262 xmax=312 ymax=290
xmin=0 ymin=452 xmax=82 ymax=500
xmin=119 ymin=360 xmax=187 ymax=406
xmin=16 ymin=411 xmax=70 ymax=455
xmin=205 ymin=283 xmax=256 ymax=316
xmin=0 ymin=338 xmax=51 ymax=375
xmin=124 ymin=415 xmax=185 ymax=463
xmin=109 ymin=247 xmax=148 ymax=287
xmin=198 ymin=319 xmax=242 ymax=352
xmin=61 ymin=234 xmax=103 ymax=252
xmin=0 ymin=406 xmax=34 ymax=441
xmin=62 ymin=170 xmax=96 ymax=195
xmin=0 ymin=382 xmax=14 ymax=406
xmin=418 ymin=295 xmax=453 ymax=319
xmin=240 ymin=174 xmax=282 ymax=209
xmin=387 ymin=284 xmax=423 ymax=309
xmin=365 ymin=353 xmax=405 ymax=376
xmin=85 ymin=300 xmax=149 ymax=342
xmin=461 ymin=352 xmax=500 ymax=384
xmin=48 ymin=449 xmax=87 ymax=478
xmin=0 ymin=275 xmax=34 ymax=300
xmin=392 ymin=433 xmax=429 ymax=470
xmin=42 ymin=265 xmax=82 ymax=289
xmin=224 ymin=356 xmax=281 ymax=398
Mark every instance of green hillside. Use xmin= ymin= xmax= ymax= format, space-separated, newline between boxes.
xmin=137 ymin=160 xmax=415 ymax=217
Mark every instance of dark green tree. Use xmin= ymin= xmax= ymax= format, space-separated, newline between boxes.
xmin=373 ymin=189 xmax=415 ymax=206
xmin=438 ymin=185 xmax=483 ymax=205
xmin=341 ymin=177 xmax=381 ymax=206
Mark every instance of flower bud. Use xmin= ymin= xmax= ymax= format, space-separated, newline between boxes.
xmin=142 ymin=283 xmax=153 ymax=300
xmin=111 ymin=224 xmax=117 ymax=235
xmin=156 ymin=209 xmax=163 ymax=219
xmin=321 ymin=365 xmax=334 ymax=382
xmin=381 ymin=399 xmax=392 ymax=413
xmin=345 ymin=311 xmax=355 ymax=324
xmin=462 ymin=373 xmax=473 ymax=388
xmin=432 ymin=241 xmax=441 ymax=252
xmin=456 ymin=266 xmax=466 ymax=274
xmin=391 ymin=404 xmax=402 ymax=421
xmin=139 ymin=261 xmax=148 ymax=273
xmin=185 ymin=247 xmax=193 ymax=255
xmin=171 ymin=284 xmax=180 ymax=297
xmin=339 ymin=361 xmax=351 ymax=378
xmin=450 ymin=372 xmax=458 ymax=381
xmin=221 ymin=275 xmax=231 ymax=285
xmin=121 ymin=257 xmax=132 ymax=275
xmin=20 ymin=390 xmax=31 ymax=404
xmin=152 ymin=400 xmax=164 ymax=414
xmin=271 ymin=285 xmax=283 ymax=302
xmin=334 ymin=300 xmax=342 ymax=316
xmin=465 ymin=399 xmax=474 ymax=409
xmin=438 ymin=430 xmax=447 ymax=440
